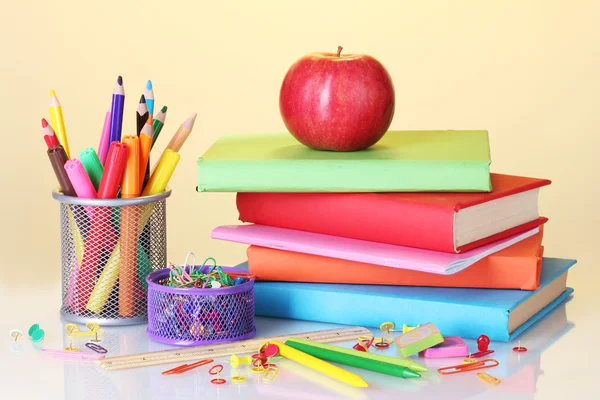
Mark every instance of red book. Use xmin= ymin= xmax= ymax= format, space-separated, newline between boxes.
xmin=237 ymin=173 xmax=550 ymax=253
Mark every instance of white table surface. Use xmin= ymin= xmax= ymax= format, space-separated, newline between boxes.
xmin=0 ymin=283 xmax=595 ymax=399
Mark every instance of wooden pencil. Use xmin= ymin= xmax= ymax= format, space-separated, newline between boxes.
xmin=166 ymin=113 xmax=197 ymax=152
xmin=136 ymin=95 xmax=149 ymax=136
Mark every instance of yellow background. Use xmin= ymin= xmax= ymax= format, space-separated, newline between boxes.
xmin=0 ymin=0 xmax=597 ymax=297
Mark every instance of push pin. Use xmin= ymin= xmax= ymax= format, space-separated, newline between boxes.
xmin=230 ymin=354 xmax=253 ymax=368
xmin=209 ymin=364 xmax=226 ymax=385
xmin=512 ymin=341 xmax=527 ymax=353
xmin=65 ymin=339 xmax=79 ymax=352
xmin=28 ymin=324 xmax=45 ymax=343
xmin=89 ymin=330 xmax=102 ymax=343
xmin=10 ymin=330 xmax=23 ymax=342
xmin=352 ymin=336 xmax=374 ymax=352
xmin=65 ymin=322 xmax=105 ymax=339
xmin=471 ymin=334 xmax=494 ymax=358
xmin=374 ymin=337 xmax=390 ymax=349
xmin=231 ymin=375 xmax=246 ymax=384
xmin=259 ymin=343 xmax=279 ymax=368
xmin=463 ymin=353 xmax=477 ymax=364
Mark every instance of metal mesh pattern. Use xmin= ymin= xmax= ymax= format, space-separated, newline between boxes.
xmin=58 ymin=194 xmax=168 ymax=325
xmin=147 ymin=268 xmax=256 ymax=346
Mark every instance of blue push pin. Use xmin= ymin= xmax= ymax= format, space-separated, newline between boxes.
xmin=28 ymin=324 xmax=45 ymax=343
xmin=234 ymin=277 xmax=247 ymax=286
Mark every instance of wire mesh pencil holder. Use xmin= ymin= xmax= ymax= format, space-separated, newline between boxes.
xmin=53 ymin=189 xmax=171 ymax=326
xmin=146 ymin=266 xmax=256 ymax=346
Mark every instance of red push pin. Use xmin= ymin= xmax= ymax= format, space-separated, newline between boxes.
xmin=471 ymin=334 xmax=495 ymax=358
xmin=513 ymin=341 xmax=528 ymax=353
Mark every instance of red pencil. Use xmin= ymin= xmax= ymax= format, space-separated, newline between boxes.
xmin=42 ymin=118 xmax=60 ymax=148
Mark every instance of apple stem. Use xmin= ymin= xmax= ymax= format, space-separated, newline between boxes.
xmin=337 ymin=46 xmax=343 ymax=57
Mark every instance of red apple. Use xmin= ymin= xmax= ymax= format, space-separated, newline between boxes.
xmin=279 ymin=46 xmax=395 ymax=152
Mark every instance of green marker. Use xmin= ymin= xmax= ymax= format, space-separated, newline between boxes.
xmin=79 ymin=148 xmax=104 ymax=191
xmin=151 ymin=105 xmax=168 ymax=149
xmin=285 ymin=338 xmax=425 ymax=378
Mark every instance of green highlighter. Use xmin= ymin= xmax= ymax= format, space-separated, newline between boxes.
xmin=285 ymin=338 xmax=424 ymax=379
xmin=79 ymin=148 xmax=104 ymax=191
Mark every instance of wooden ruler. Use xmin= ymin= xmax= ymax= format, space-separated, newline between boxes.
xmin=98 ymin=326 xmax=371 ymax=371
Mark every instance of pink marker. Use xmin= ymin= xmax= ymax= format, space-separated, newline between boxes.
xmin=64 ymin=159 xmax=97 ymax=199
xmin=41 ymin=348 xmax=105 ymax=360
xmin=97 ymin=110 xmax=112 ymax=165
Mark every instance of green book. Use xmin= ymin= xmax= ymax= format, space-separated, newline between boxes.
xmin=197 ymin=131 xmax=491 ymax=192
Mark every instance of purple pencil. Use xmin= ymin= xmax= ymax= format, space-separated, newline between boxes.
xmin=98 ymin=110 xmax=112 ymax=165
xmin=109 ymin=76 xmax=125 ymax=144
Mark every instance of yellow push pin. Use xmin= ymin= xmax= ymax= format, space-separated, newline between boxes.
xmin=230 ymin=354 xmax=253 ymax=368
xmin=10 ymin=330 xmax=23 ymax=342
xmin=66 ymin=322 xmax=105 ymax=339
xmin=65 ymin=339 xmax=79 ymax=352
xmin=463 ymin=353 xmax=477 ymax=364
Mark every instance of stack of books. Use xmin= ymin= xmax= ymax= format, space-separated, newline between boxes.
xmin=197 ymin=130 xmax=576 ymax=341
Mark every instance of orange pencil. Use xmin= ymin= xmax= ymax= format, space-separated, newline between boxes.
xmin=120 ymin=135 xmax=140 ymax=317
xmin=139 ymin=117 xmax=154 ymax=193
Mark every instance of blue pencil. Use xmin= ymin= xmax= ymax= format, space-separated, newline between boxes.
xmin=109 ymin=76 xmax=125 ymax=144
xmin=144 ymin=80 xmax=154 ymax=117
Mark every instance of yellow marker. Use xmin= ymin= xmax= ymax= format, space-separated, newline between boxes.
xmin=142 ymin=149 xmax=181 ymax=196
xmin=87 ymin=162 xmax=174 ymax=313
xmin=49 ymin=90 xmax=71 ymax=158
xmin=271 ymin=340 xmax=368 ymax=388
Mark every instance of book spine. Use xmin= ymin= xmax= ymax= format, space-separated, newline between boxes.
xmin=247 ymin=245 xmax=542 ymax=290
xmin=253 ymin=282 xmax=510 ymax=341
xmin=197 ymin=159 xmax=492 ymax=193
xmin=237 ymin=192 xmax=457 ymax=253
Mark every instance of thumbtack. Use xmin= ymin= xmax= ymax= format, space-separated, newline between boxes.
xmin=463 ymin=353 xmax=477 ymax=364
xmin=65 ymin=339 xmax=79 ymax=352
xmin=28 ymin=324 xmax=45 ymax=343
xmin=231 ymin=375 xmax=246 ymax=383
xmin=90 ymin=331 xmax=102 ymax=343
xmin=10 ymin=330 xmax=23 ymax=342
xmin=512 ymin=341 xmax=527 ymax=353
xmin=230 ymin=354 xmax=253 ymax=368
xmin=209 ymin=364 xmax=226 ymax=385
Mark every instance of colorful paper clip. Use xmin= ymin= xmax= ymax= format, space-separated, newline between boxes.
xmin=209 ymin=364 xmax=226 ymax=384
xmin=162 ymin=358 xmax=213 ymax=375
xmin=85 ymin=343 xmax=107 ymax=354
xmin=477 ymin=372 xmax=501 ymax=386
xmin=263 ymin=365 xmax=279 ymax=382
xmin=438 ymin=359 xmax=499 ymax=375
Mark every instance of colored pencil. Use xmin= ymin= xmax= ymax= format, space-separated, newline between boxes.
xmin=166 ymin=113 xmax=197 ymax=152
xmin=49 ymin=90 xmax=71 ymax=158
xmin=109 ymin=76 xmax=125 ymax=144
xmin=97 ymin=110 xmax=112 ymax=165
xmin=42 ymin=118 xmax=60 ymax=148
xmin=136 ymin=95 xmax=149 ymax=136
xmin=144 ymin=80 xmax=154 ymax=116
xmin=151 ymin=106 xmax=168 ymax=149
xmin=139 ymin=117 xmax=154 ymax=192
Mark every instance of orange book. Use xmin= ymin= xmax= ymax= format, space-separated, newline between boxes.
xmin=247 ymin=226 xmax=545 ymax=290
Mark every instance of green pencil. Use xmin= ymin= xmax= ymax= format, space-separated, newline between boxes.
xmin=285 ymin=338 xmax=425 ymax=378
xmin=151 ymin=106 xmax=168 ymax=149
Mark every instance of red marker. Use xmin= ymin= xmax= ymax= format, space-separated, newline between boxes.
xmin=42 ymin=118 xmax=60 ymax=148
xmin=98 ymin=142 xmax=128 ymax=199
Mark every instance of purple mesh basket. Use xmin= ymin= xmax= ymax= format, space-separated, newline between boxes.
xmin=146 ymin=265 xmax=255 ymax=346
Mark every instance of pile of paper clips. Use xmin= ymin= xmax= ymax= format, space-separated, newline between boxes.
xmin=162 ymin=254 xmax=250 ymax=289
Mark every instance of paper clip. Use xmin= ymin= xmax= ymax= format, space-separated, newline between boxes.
xmin=471 ymin=349 xmax=495 ymax=358
xmin=263 ymin=365 xmax=278 ymax=382
xmin=477 ymin=372 xmax=501 ymax=386
xmin=438 ymin=359 xmax=499 ymax=375
xmin=162 ymin=358 xmax=213 ymax=375
xmin=85 ymin=343 xmax=107 ymax=354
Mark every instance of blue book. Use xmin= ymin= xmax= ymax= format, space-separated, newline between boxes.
xmin=250 ymin=257 xmax=576 ymax=342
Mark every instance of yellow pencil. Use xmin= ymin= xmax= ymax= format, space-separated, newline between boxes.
xmin=49 ymin=90 xmax=71 ymax=158
xmin=271 ymin=340 xmax=368 ymax=388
